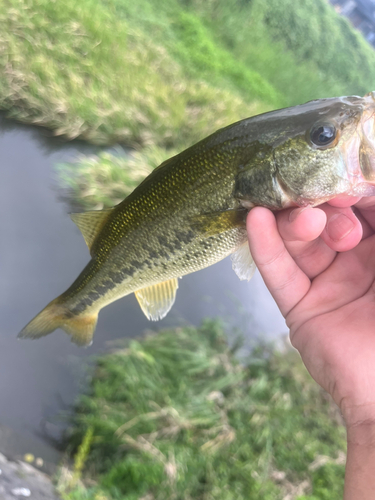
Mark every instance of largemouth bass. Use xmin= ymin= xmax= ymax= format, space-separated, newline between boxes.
xmin=19 ymin=92 xmax=375 ymax=346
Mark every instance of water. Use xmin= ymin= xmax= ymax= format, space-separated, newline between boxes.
xmin=0 ymin=115 xmax=287 ymax=465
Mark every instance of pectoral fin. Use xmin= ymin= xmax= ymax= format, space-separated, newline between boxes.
xmin=135 ymin=278 xmax=179 ymax=321
xmin=191 ymin=208 xmax=247 ymax=237
xmin=231 ymin=242 xmax=256 ymax=281
xmin=70 ymin=208 xmax=113 ymax=254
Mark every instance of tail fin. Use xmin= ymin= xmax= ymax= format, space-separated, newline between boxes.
xmin=18 ymin=297 xmax=98 ymax=347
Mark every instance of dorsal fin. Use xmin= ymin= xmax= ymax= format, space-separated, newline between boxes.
xmin=134 ymin=278 xmax=179 ymax=321
xmin=70 ymin=208 xmax=113 ymax=253
xmin=231 ymin=241 xmax=256 ymax=281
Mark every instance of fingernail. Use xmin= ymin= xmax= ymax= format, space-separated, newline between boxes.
xmin=289 ymin=206 xmax=310 ymax=222
xmin=326 ymin=213 xmax=354 ymax=242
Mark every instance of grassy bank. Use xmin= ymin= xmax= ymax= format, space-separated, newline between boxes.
xmin=0 ymin=0 xmax=270 ymax=148
xmin=2 ymin=0 xmax=375 ymax=149
xmin=186 ymin=0 xmax=375 ymax=105
xmin=58 ymin=321 xmax=346 ymax=500
xmin=111 ymin=0 xmax=375 ymax=107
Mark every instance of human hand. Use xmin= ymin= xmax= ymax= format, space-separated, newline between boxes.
xmin=247 ymin=196 xmax=375 ymax=429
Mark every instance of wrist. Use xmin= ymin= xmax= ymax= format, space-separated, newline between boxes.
xmin=341 ymin=401 xmax=375 ymax=438
xmin=346 ymin=418 xmax=375 ymax=450
xmin=344 ymin=417 xmax=375 ymax=500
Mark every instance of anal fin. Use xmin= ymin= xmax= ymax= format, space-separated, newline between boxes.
xmin=63 ymin=314 xmax=98 ymax=347
xmin=231 ymin=242 xmax=256 ymax=281
xmin=135 ymin=278 xmax=179 ymax=321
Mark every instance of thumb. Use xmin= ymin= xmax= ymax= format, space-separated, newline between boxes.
xmin=247 ymin=207 xmax=311 ymax=317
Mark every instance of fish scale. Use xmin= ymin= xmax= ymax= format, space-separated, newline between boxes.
xmin=19 ymin=92 xmax=375 ymax=345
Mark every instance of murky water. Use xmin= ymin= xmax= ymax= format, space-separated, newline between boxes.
xmin=0 ymin=115 xmax=287 ymax=464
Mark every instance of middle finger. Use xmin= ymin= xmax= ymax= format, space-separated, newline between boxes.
xmin=276 ymin=205 xmax=363 ymax=278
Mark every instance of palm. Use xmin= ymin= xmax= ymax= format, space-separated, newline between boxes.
xmin=247 ymin=201 xmax=375 ymax=425
xmin=289 ymin=235 xmax=375 ymax=423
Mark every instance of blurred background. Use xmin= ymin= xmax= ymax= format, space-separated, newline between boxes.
xmin=0 ymin=0 xmax=372 ymax=498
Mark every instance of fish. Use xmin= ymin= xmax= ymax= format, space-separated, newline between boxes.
xmin=19 ymin=92 xmax=375 ymax=346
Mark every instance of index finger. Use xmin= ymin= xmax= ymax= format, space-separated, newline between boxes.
xmin=247 ymin=207 xmax=311 ymax=317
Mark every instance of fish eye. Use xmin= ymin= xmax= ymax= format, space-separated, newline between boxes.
xmin=309 ymin=123 xmax=337 ymax=148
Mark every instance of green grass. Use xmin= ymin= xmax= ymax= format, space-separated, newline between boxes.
xmin=179 ymin=0 xmax=375 ymax=104
xmin=105 ymin=0 xmax=375 ymax=106
xmin=2 ymin=0 xmax=375 ymax=149
xmin=0 ymin=0 xmax=269 ymax=148
xmin=58 ymin=320 xmax=346 ymax=500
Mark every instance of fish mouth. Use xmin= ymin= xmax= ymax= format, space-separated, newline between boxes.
xmin=344 ymin=104 xmax=375 ymax=198
xmin=358 ymin=107 xmax=375 ymax=187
